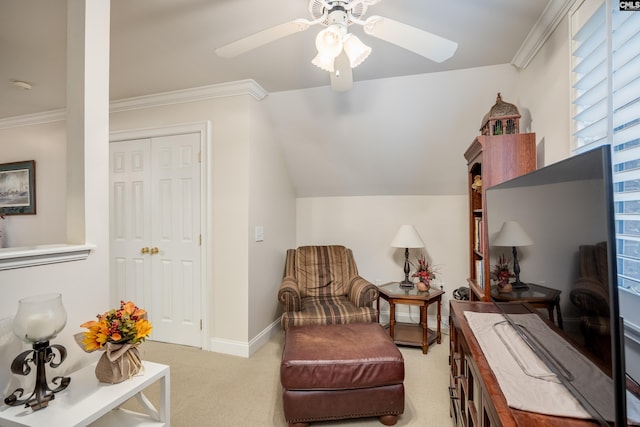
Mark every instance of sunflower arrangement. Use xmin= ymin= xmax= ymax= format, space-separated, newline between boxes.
xmin=80 ymin=300 xmax=152 ymax=352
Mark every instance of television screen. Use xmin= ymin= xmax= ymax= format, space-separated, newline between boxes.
xmin=485 ymin=145 xmax=639 ymax=425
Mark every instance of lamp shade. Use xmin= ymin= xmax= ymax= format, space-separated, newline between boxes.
xmin=493 ymin=221 xmax=533 ymax=247
xmin=315 ymin=25 xmax=343 ymax=58
xmin=343 ymin=33 xmax=371 ymax=68
xmin=311 ymin=52 xmax=336 ymax=72
xmin=391 ymin=225 xmax=424 ymax=248
xmin=12 ymin=293 xmax=67 ymax=343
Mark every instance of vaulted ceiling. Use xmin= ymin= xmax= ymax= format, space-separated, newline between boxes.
xmin=1 ymin=0 xmax=570 ymax=196
xmin=1 ymin=0 xmax=563 ymax=118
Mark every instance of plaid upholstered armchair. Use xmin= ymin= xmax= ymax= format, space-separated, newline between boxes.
xmin=278 ymin=245 xmax=379 ymax=330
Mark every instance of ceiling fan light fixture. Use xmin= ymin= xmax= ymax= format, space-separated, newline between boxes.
xmin=215 ymin=0 xmax=460 ymax=92
xmin=312 ymin=52 xmax=336 ymax=72
xmin=343 ymin=33 xmax=371 ymax=68
xmin=315 ymin=25 xmax=343 ymax=58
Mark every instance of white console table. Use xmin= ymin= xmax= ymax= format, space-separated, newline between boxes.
xmin=0 ymin=360 xmax=170 ymax=427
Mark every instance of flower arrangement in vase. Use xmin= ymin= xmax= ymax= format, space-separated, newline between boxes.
xmin=491 ymin=254 xmax=515 ymax=293
xmin=79 ymin=300 xmax=152 ymax=383
xmin=412 ymin=254 xmax=437 ymax=291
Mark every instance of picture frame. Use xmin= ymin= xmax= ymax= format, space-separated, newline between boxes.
xmin=0 ymin=160 xmax=36 ymax=215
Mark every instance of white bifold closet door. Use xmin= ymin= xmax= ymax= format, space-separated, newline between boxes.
xmin=110 ymin=132 xmax=202 ymax=347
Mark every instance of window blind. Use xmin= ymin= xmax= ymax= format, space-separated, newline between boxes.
xmin=572 ymin=0 xmax=640 ymax=296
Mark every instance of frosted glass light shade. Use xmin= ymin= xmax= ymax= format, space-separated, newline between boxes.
xmin=12 ymin=293 xmax=67 ymax=343
xmin=391 ymin=225 xmax=424 ymax=248
xmin=343 ymin=34 xmax=371 ymax=68
xmin=312 ymin=25 xmax=344 ymax=73
xmin=312 ymin=52 xmax=336 ymax=72
xmin=315 ymin=25 xmax=343 ymax=58
xmin=493 ymin=221 xmax=533 ymax=247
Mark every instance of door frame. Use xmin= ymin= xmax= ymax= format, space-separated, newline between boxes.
xmin=109 ymin=121 xmax=211 ymax=350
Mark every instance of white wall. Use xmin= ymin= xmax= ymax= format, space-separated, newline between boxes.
xmin=0 ymin=89 xmax=296 ymax=358
xmin=0 ymin=121 xmax=67 ymax=247
xmin=0 ymin=118 xmax=109 ymax=380
xmin=248 ymin=101 xmax=296 ymax=343
xmin=109 ymin=93 xmax=297 ymax=352
xmin=518 ymin=12 xmax=571 ymax=167
xmin=284 ymin=62 xmax=546 ymax=324
xmin=0 ymin=6 xmax=577 ymax=357
xmin=296 ymin=195 xmax=467 ymax=321
xmin=0 ymin=0 xmax=109 ymax=378
xmin=267 ymin=64 xmax=522 ymax=197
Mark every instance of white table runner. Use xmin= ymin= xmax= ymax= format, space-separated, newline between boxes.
xmin=464 ymin=311 xmax=640 ymax=423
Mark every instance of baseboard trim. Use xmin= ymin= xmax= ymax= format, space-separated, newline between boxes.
xmin=209 ymin=319 xmax=281 ymax=358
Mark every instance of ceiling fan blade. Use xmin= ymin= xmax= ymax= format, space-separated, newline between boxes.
xmin=330 ymin=51 xmax=353 ymax=92
xmin=215 ymin=19 xmax=312 ymax=58
xmin=363 ymin=16 xmax=458 ymax=63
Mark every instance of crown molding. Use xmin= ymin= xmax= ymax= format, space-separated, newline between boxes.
xmin=109 ymin=79 xmax=268 ymax=113
xmin=0 ymin=79 xmax=268 ymax=129
xmin=511 ymin=0 xmax=577 ymax=69
xmin=0 ymin=110 xmax=66 ymax=129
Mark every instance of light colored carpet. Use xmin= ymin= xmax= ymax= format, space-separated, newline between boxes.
xmin=122 ymin=330 xmax=454 ymax=427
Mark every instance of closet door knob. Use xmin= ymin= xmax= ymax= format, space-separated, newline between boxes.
xmin=141 ymin=247 xmax=150 ymax=254
xmin=150 ymin=247 xmax=159 ymax=254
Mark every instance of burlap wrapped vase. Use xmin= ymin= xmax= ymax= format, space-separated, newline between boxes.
xmin=95 ymin=342 xmax=143 ymax=384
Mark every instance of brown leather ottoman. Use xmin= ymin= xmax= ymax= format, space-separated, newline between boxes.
xmin=281 ymin=323 xmax=405 ymax=427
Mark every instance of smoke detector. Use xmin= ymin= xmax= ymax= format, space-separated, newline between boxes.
xmin=12 ymin=80 xmax=32 ymax=90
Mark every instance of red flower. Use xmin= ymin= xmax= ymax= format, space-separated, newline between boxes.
xmin=491 ymin=254 xmax=514 ymax=283
xmin=412 ymin=255 xmax=437 ymax=283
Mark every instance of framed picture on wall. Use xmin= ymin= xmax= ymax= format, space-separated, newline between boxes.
xmin=0 ymin=160 xmax=36 ymax=215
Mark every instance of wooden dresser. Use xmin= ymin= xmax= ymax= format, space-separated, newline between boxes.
xmin=449 ymin=301 xmax=601 ymax=427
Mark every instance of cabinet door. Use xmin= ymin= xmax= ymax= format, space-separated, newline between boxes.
xmin=465 ymin=354 xmax=480 ymax=427
xmin=482 ymin=398 xmax=499 ymax=427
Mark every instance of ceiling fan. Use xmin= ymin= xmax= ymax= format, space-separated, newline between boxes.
xmin=215 ymin=0 xmax=458 ymax=92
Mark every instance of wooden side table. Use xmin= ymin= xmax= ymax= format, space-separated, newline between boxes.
xmin=490 ymin=282 xmax=563 ymax=328
xmin=377 ymin=282 xmax=444 ymax=354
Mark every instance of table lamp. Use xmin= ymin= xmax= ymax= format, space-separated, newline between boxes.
xmin=493 ymin=220 xmax=533 ymax=290
xmin=391 ymin=225 xmax=425 ymax=288
xmin=4 ymin=293 xmax=70 ymax=411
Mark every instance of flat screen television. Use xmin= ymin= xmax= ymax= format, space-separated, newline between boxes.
xmin=485 ymin=145 xmax=640 ymax=425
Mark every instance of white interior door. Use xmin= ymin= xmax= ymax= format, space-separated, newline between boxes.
xmin=110 ymin=132 xmax=202 ymax=347
xmin=111 ymin=138 xmax=152 ymax=308
xmin=149 ymin=133 xmax=201 ymax=346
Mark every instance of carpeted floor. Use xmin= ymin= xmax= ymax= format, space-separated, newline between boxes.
xmin=122 ymin=329 xmax=454 ymax=426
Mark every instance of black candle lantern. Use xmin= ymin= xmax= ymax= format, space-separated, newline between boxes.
xmin=4 ymin=293 xmax=71 ymax=411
